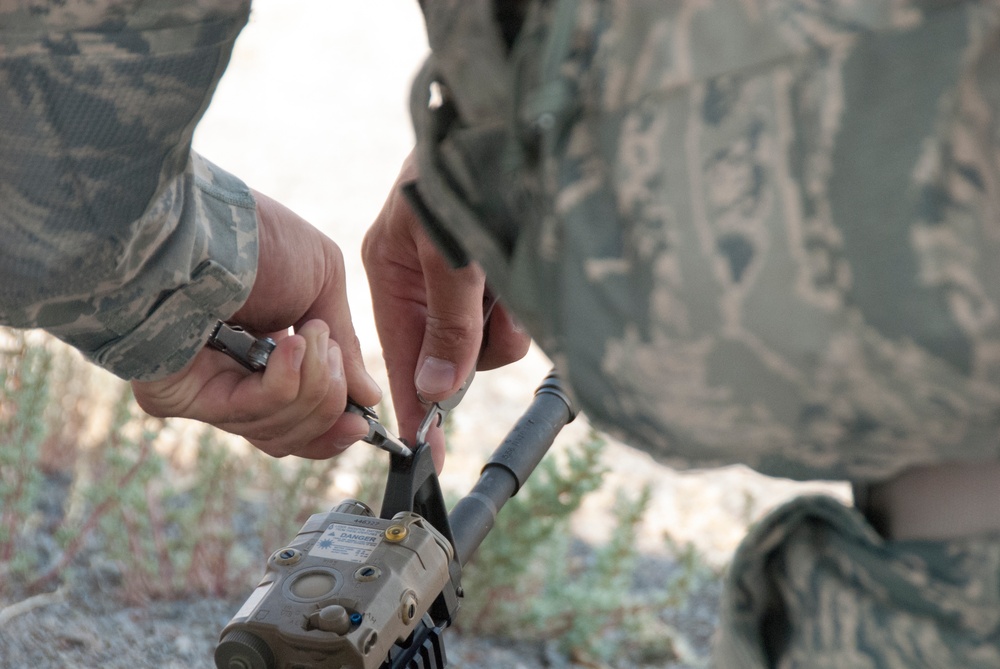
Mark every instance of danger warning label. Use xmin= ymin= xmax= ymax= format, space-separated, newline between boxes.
xmin=308 ymin=523 xmax=383 ymax=563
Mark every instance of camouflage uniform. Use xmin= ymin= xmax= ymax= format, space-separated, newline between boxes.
xmin=413 ymin=0 xmax=1000 ymax=665
xmin=715 ymin=495 xmax=1000 ymax=667
xmin=0 ymin=0 xmax=256 ymax=380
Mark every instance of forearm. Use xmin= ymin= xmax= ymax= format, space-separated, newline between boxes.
xmin=0 ymin=0 xmax=256 ymax=380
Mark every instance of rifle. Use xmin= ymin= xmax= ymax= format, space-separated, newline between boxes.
xmin=209 ymin=325 xmax=575 ymax=669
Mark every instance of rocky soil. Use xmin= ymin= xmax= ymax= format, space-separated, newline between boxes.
xmin=0 ymin=576 xmax=721 ymax=669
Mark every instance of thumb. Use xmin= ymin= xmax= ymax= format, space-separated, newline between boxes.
xmin=413 ymin=244 xmax=488 ymax=404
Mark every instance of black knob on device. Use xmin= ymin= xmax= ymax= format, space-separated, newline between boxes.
xmin=215 ymin=630 xmax=275 ymax=669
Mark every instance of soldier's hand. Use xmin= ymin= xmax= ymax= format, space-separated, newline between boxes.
xmin=362 ymin=153 xmax=531 ymax=470
xmin=132 ymin=190 xmax=382 ymax=459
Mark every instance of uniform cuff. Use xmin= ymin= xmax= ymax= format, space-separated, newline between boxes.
xmin=92 ymin=155 xmax=258 ymax=380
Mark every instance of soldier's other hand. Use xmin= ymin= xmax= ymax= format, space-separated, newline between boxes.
xmin=132 ymin=190 xmax=382 ymax=459
xmin=362 ymin=152 xmax=531 ymax=470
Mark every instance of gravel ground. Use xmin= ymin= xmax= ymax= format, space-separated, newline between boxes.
xmin=0 ymin=527 xmax=721 ymax=669
xmin=0 ymin=587 xmax=718 ymax=669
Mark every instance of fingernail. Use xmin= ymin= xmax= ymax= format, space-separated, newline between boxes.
xmin=331 ymin=438 xmax=359 ymax=452
xmin=415 ymin=356 xmax=456 ymax=397
xmin=291 ymin=339 xmax=306 ymax=372
xmin=362 ymin=369 xmax=383 ymax=401
xmin=328 ymin=341 xmax=343 ymax=381
xmin=334 ymin=414 xmax=371 ymax=448
xmin=319 ymin=333 xmax=330 ymax=363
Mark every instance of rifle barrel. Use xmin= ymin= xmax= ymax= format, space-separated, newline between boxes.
xmin=448 ymin=370 xmax=575 ymax=567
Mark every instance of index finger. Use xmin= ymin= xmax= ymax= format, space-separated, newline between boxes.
xmin=298 ymin=241 xmax=382 ymax=409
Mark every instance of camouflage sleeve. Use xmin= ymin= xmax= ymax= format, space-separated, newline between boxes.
xmin=0 ymin=0 xmax=256 ymax=381
xmin=714 ymin=495 xmax=1000 ymax=667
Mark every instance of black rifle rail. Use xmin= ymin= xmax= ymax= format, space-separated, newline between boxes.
xmin=379 ymin=370 xmax=576 ymax=669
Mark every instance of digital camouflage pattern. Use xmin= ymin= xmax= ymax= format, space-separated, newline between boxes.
xmin=0 ymin=0 xmax=257 ymax=380
xmin=715 ymin=494 xmax=1000 ymax=668
xmin=413 ymin=0 xmax=1000 ymax=665
xmin=412 ymin=0 xmax=1000 ymax=483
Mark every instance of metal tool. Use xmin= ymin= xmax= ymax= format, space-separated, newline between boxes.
xmin=207 ymin=321 xmax=275 ymax=372
xmin=207 ymin=321 xmax=412 ymax=458
xmin=342 ymin=402 xmax=413 ymax=458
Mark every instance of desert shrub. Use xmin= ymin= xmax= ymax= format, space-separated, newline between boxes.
xmin=0 ymin=328 xmax=714 ymax=666
xmin=0 ymin=331 xmax=52 ymax=581
xmin=456 ymin=431 xmax=706 ymax=666
xmin=0 ymin=328 xmax=341 ymax=602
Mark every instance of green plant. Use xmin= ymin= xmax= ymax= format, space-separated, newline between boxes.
xmin=0 ymin=332 xmax=52 ymax=585
xmin=459 ymin=429 xmax=608 ymax=626
xmin=28 ymin=385 xmax=162 ymax=598
xmin=0 ymin=328 xmax=344 ymax=604
xmin=456 ymin=430 xmax=707 ymax=666
xmin=251 ymin=452 xmax=341 ymax=555
xmin=530 ymin=486 xmax=671 ymax=665
xmin=353 ymin=447 xmax=389 ymax=513
xmin=173 ymin=428 xmax=256 ymax=596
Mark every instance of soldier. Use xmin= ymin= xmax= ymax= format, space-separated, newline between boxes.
xmin=365 ymin=1 xmax=1000 ymax=666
